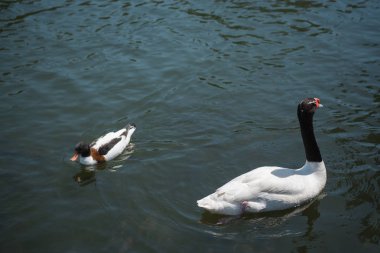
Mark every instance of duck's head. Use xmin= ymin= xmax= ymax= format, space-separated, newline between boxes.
xmin=70 ymin=142 xmax=91 ymax=161
xmin=298 ymin=97 xmax=323 ymax=116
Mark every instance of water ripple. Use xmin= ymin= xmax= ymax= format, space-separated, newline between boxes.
xmin=1 ymin=0 xmax=380 ymax=252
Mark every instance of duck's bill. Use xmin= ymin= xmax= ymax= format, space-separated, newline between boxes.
xmin=70 ymin=153 xmax=79 ymax=161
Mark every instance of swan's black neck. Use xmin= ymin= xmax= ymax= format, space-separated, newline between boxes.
xmin=298 ymin=105 xmax=322 ymax=162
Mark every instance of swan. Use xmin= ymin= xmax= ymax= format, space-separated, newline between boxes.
xmin=197 ymin=98 xmax=326 ymax=215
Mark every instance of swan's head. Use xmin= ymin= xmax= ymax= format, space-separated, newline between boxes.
xmin=298 ymin=97 xmax=323 ymax=115
xmin=70 ymin=142 xmax=91 ymax=161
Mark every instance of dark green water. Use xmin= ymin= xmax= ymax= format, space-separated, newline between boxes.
xmin=1 ymin=0 xmax=379 ymax=252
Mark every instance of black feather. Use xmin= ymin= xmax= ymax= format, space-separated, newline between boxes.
xmin=98 ymin=137 xmax=122 ymax=155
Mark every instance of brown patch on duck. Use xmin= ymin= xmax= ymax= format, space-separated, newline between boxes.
xmin=90 ymin=148 xmax=106 ymax=162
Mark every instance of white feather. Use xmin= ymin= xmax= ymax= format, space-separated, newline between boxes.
xmin=91 ymin=128 xmax=127 ymax=149
xmin=103 ymin=127 xmax=135 ymax=161
xmin=197 ymin=161 xmax=326 ymax=215
xmin=79 ymin=156 xmax=97 ymax=166
xmin=103 ymin=130 xmax=134 ymax=161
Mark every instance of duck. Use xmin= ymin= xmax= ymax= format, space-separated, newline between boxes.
xmin=197 ymin=98 xmax=326 ymax=215
xmin=70 ymin=123 xmax=136 ymax=165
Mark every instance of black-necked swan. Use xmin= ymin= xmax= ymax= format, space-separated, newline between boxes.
xmin=197 ymin=98 xmax=326 ymax=215
xmin=70 ymin=124 xmax=136 ymax=165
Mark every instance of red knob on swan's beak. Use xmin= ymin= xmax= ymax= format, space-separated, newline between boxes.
xmin=314 ymin=98 xmax=323 ymax=108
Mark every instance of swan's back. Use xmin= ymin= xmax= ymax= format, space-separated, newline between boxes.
xmin=197 ymin=161 xmax=326 ymax=215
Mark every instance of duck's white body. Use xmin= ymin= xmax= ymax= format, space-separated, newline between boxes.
xmin=72 ymin=124 xmax=136 ymax=166
xmin=197 ymin=161 xmax=326 ymax=215
xmin=81 ymin=129 xmax=134 ymax=165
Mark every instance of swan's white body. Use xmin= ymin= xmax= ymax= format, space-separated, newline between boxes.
xmin=197 ymin=161 xmax=326 ymax=215
xmin=79 ymin=127 xmax=136 ymax=166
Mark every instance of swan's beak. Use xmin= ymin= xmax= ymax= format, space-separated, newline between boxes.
xmin=314 ymin=98 xmax=323 ymax=108
xmin=70 ymin=153 xmax=79 ymax=161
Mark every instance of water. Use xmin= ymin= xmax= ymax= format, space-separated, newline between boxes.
xmin=1 ymin=0 xmax=379 ymax=252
